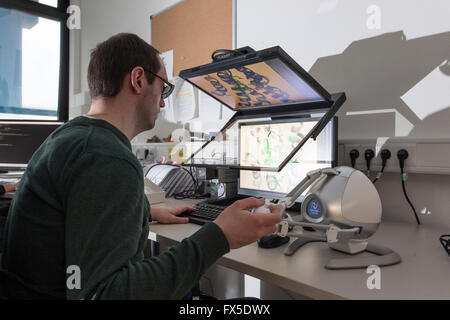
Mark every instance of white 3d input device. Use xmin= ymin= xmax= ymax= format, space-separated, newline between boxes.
xmin=252 ymin=166 xmax=401 ymax=269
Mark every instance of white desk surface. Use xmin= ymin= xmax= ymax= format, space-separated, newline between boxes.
xmin=149 ymin=198 xmax=450 ymax=300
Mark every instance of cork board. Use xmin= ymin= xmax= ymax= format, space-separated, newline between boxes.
xmin=151 ymin=0 xmax=233 ymax=77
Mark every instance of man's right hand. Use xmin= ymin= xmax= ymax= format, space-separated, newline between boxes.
xmin=213 ymin=197 xmax=282 ymax=249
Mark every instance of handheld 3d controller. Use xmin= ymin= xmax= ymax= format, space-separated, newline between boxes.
xmin=250 ymin=199 xmax=287 ymax=215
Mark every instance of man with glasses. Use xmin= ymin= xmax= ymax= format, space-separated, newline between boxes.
xmin=143 ymin=68 xmax=175 ymax=100
xmin=0 ymin=33 xmax=281 ymax=300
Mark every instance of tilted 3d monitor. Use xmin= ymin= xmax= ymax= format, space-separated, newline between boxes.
xmin=179 ymin=46 xmax=346 ymax=172
xmin=237 ymin=116 xmax=337 ymax=203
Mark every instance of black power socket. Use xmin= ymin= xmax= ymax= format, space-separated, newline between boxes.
xmin=364 ymin=149 xmax=375 ymax=172
xmin=350 ymin=149 xmax=359 ymax=168
xmin=397 ymin=149 xmax=408 ymax=170
xmin=380 ymin=149 xmax=391 ymax=166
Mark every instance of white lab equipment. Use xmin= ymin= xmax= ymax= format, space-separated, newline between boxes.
xmin=253 ymin=166 xmax=401 ymax=269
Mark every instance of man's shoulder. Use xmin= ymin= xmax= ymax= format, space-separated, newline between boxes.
xmin=84 ymin=125 xmax=139 ymax=170
xmin=41 ymin=117 xmax=141 ymax=174
xmin=49 ymin=117 xmax=95 ymax=147
xmin=53 ymin=117 xmax=134 ymax=158
xmin=31 ymin=119 xmax=90 ymax=165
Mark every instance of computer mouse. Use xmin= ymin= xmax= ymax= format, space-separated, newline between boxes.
xmin=257 ymin=234 xmax=290 ymax=249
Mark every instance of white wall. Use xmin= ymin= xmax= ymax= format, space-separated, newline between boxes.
xmin=69 ymin=0 xmax=184 ymax=143
xmin=237 ymin=0 xmax=450 ymax=141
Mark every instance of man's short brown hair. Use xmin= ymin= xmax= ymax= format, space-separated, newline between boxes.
xmin=88 ymin=33 xmax=161 ymax=99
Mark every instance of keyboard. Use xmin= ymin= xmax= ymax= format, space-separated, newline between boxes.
xmin=180 ymin=202 xmax=227 ymax=225
xmin=180 ymin=196 xmax=253 ymax=225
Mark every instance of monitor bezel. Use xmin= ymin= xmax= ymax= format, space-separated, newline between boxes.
xmin=0 ymin=121 xmax=64 ymax=170
xmin=237 ymin=117 xmax=338 ymax=203
xmin=181 ymin=92 xmax=345 ymax=172
xmin=182 ymin=107 xmax=330 ymax=172
xmin=179 ymin=46 xmax=333 ymax=113
xmin=237 ymin=116 xmax=325 ymax=170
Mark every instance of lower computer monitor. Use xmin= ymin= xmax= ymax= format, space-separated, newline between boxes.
xmin=238 ymin=117 xmax=337 ymax=203
xmin=0 ymin=121 xmax=64 ymax=171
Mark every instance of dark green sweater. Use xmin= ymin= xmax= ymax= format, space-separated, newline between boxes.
xmin=0 ymin=116 xmax=229 ymax=300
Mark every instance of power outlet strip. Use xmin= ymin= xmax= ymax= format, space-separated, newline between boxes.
xmin=339 ymin=140 xmax=450 ymax=175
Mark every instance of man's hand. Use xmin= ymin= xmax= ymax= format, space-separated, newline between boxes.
xmin=150 ymin=206 xmax=195 ymax=224
xmin=213 ymin=198 xmax=282 ymax=249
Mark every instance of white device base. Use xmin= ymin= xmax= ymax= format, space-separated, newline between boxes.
xmin=284 ymin=234 xmax=401 ymax=269
xmin=329 ymin=239 xmax=369 ymax=255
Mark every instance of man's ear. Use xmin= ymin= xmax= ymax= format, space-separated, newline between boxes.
xmin=130 ymin=67 xmax=146 ymax=94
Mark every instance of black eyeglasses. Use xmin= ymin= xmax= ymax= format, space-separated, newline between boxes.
xmin=142 ymin=68 xmax=174 ymax=99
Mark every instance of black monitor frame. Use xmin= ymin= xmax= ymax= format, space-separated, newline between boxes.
xmin=179 ymin=46 xmax=333 ymax=114
xmin=182 ymin=92 xmax=345 ymax=172
xmin=237 ymin=116 xmax=335 ymax=167
xmin=0 ymin=121 xmax=63 ymax=170
xmin=237 ymin=116 xmax=338 ymax=203
xmin=180 ymin=45 xmax=346 ymax=172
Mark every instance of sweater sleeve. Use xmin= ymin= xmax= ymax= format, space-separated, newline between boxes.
xmin=64 ymin=153 xmax=229 ymax=300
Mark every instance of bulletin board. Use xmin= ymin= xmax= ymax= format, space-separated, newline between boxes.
xmin=151 ymin=0 xmax=233 ymax=77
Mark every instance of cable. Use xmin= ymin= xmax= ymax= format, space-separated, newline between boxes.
xmin=397 ymin=149 xmax=420 ymax=225
xmin=372 ymin=149 xmax=391 ymax=184
xmin=400 ymin=167 xmax=420 ymax=225
xmin=146 ymin=163 xmax=204 ymax=199
xmin=174 ymin=188 xmax=210 ymax=200
xmin=364 ymin=149 xmax=375 ymax=177
xmin=174 ymin=164 xmax=211 ymax=200
xmin=372 ymin=171 xmax=383 ymax=184
xmin=146 ymin=163 xmax=196 ymax=185
xmin=211 ymin=49 xmax=240 ymax=61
